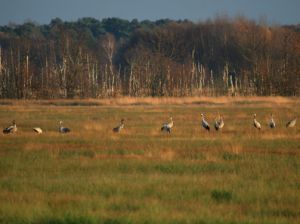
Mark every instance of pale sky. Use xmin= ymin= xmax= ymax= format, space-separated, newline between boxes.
xmin=0 ymin=0 xmax=300 ymax=25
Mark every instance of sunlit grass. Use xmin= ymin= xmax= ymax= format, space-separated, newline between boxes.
xmin=0 ymin=98 xmax=299 ymax=223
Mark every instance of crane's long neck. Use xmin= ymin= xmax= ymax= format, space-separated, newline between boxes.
xmin=59 ymin=122 xmax=63 ymax=130
xmin=253 ymin=114 xmax=257 ymax=122
xmin=168 ymin=119 xmax=173 ymax=127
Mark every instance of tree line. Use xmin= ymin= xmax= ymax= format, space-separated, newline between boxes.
xmin=0 ymin=16 xmax=299 ymax=99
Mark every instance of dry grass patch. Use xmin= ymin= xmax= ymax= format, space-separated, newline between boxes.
xmin=83 ymin=122 xmax=104 ymax=132
xmin=1 ymin=96 xmax=299 ymax=107
xmin=158 ymin=149 xmax=176 ymax=161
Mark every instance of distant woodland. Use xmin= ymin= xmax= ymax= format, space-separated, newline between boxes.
xmin=0 ymin=17 xmax=300 ymax=98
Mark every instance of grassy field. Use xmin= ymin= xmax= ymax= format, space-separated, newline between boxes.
xmin=0 ymin=98 xmax=299 ymax=224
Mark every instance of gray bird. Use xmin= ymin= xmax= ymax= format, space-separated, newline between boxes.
xmin=161 ymin=117 xmax=173 ymax=133
xmin=201 ymin=113 xmax=210 ymax=131
xmin=214 ymin=114 xmax=224 ymax=131
xmin=269 ymin=114 xmax=275 ymax=129
xmin=113 ymin=119 xmax=125 ymax=133
xmin=286 ymin=117 xmax=296 ymax=128
xmin=253 ymin=114 xmax=261 ymax=130
xmin=3 ymin=120 xmax=17 ymax=134
xmin=59 ymin=121 xmax=70 ymax=133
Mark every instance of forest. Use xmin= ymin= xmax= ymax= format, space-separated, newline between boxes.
xmin=0 ymin=16 xmax=299 ymax=98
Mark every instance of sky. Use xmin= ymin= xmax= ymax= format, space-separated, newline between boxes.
xmin=0 ymin=0 xmax=300 ymax=26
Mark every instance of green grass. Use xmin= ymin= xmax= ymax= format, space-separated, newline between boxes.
xmin=0 ymin=100 xmax=299 ymax=223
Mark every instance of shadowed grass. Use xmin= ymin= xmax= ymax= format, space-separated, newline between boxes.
xmin=211 ymin=190 xmax=233 ymax=202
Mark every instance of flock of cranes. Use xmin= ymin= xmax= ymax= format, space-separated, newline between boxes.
xmin=199 ymin=113 xmax=296 ymax=133
xmin=252 ymin=113 xmax=297 ymax=130
xmin=2 ymin=120 xmax=71 ymax=134
xmin=161 ymin=113 xmax=296 ymax=133
xmin=2 ymin=114 xmax=297 ymax=134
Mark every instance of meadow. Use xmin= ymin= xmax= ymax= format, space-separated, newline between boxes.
xmin=0 ymin=97 xmax=299 ymax=224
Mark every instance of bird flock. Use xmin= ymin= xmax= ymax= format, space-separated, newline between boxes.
xmin=2 ymin=114 xmax=297 ymax=134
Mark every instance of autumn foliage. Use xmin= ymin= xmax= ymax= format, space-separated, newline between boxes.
xmin=0 ymin=17 xmax=299 ymax=98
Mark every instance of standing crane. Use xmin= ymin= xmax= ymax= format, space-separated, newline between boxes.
xmin=59 ymin=121 xmax=71 ymax=133
xmin=253 ymin=114 xmax=261 ymax=130
xmin=214 ymin=114 xmax=224 ymax=131
xmin=201 ymin=113 xmax=210 ymax=131
xmin=269 ymin=114 xmax=275 ymax=129
xmin=161 ymin=117 xmax=173 ymax=133
xmin=113 ymin=118 xmax=125 ymax=133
